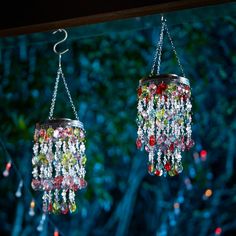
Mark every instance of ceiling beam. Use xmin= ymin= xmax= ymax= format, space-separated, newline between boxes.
xmin=0 ymin=0 xmax=233 ymax=37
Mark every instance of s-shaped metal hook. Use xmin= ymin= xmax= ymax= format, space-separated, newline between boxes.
xmin=53 ymin=28 xmax=69 ymax=69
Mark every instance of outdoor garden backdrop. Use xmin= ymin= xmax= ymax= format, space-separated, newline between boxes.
xmin=0 ymin=3 xmax=236 ymax=236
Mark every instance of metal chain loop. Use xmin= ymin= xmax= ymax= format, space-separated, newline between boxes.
xmin=150 ymin=16 xmax=186 ymax=78
xmin=48 ymin=67 xmax=79 ymax=120
xmin=60 ymin=70 xmax=79 ymax=120
xmin=150 ymin=21 xmax=165 ymax=75
xmin=156 ymin=22 xmax=165 ymax=75
xmin=48 ymin=70 xmax=60 ymax=120
xmin=164 ymin=23 xmax=186 ymax=78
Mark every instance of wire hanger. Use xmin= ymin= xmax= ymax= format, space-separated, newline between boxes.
xmin=53 ymin=29 xmax=69 ymax=69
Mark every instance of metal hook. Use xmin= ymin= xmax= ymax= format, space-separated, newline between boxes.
xmin=53 ymin=28 xmax=69 ymax=55
xmin=53 ymin=29 xmax=69 ymax=69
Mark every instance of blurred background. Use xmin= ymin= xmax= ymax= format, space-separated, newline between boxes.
xmin=0 ymin=2 xmax=236 ymax=236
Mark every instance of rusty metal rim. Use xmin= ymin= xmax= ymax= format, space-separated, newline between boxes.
xmin=139 ymin=74 xmax=190 ymax=86
xmin=36 ymin=118 xmax=84 ymax=129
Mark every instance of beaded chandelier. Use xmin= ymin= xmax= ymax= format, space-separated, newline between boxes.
xmin=136 ymin=17 xmax=194 ymax=177
xmin=31 ymin=29 xmax=87 ymax=214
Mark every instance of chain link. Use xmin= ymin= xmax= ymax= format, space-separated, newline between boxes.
xmin=150 ymin=22 xmax=165 ymax=76
xmin=61 ymin=70 xmax=79 ymax=120
xmin=48 ymin=70 xmax=60 ymax=120
xmin=150 ymin=16 xmax=186 ymax=78
xmin=48 ymin=67 xmax=79 ymax=120
xmin=156 ymin=22 xmax=165 ymax=75
xmin=164 ymin=23 xmax=186 ymax=78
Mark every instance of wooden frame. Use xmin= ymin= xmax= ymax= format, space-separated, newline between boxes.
xmin=0 ymin=0 xmax=233 ymax=37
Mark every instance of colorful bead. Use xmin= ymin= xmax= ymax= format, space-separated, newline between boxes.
xmin=136 ymin=79 xmax=193 ymax=177
xmin=148 ymin=163 xmax=155 ymax=175
xmin=136 ymin=138 xmax=142 ymax=149
xmin=164 ymin=162 xmax=171 ymax=171
xmin=149 ymin=135 xmax=156 ymax=146
xmin=32 ymin=125 xmax=87 ymax=214
xmin=69 ymin=203 xmax=77 ymax=213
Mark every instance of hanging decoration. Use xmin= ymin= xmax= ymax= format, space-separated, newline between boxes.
xmin=31 ymin=29 xmax=87 ymax=214
xmin=3 ymin=161 xmax=11 ymax=177
xmin=136 ymin=16 xmax=194 ymax=177
xmin=29 ymin=199 xmax=36 ymax=216
xmin=15 ymin=180 xmax=23 ymax=198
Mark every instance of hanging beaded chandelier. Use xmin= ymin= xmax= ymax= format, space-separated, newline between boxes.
xmin=136 ymin=16 xmax=194 ymax=177
xmin=31 ymin=29 xmax=87 ymax=214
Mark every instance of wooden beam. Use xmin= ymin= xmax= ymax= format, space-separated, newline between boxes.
xmin=0 ymin=0 xmax=233 ymax=37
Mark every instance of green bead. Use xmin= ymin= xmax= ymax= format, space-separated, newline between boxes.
xmin=69 ymin=203 xmax=77 ymax=213
xmin=178 ymin=119 xmax=184 ymax=125
xmin=168 ymin=170 xmax=175 ymax=176
xmin=46 ymin=128 xmax=54 ymax=137
xmin=52 ymin=202 xmax=61 ymax=214
xmin=38 ymin=154 xmax=48 ymax=165
xmin=70 ymin=157 xmax=77 ymax=165
xmin=142 ymin=86 xmax=149 ymax=97
xmin=39 ymin=137 xmax=44 ymax=143
xmin=81 ymin=156 xmax=87 ymax=165
xmin=154 ymin=95 xmax=158 ymax=103
xmin=74 ymin=128 xmax=80 ymax=136
xmin=167 ymin=84 xmax=176 ymax=93
xmin=61 ymin=155 xmax=68 ymax=167
xmin=146 ymin=120 xmax=152 ymax=128
xmin=160 ymin=108 xmax=165 ymax=116
xmin=156 ymin=111 xmax=161 ymax=120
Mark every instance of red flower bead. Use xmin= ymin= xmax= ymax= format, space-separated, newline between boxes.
xmin=48 ymin=203 xmax=53 ymax=212
xmin=137 ymin=87 xmax=142 ymax=96
xmin=164 ymin=162 xmax=171 ymax=171
xmin=39 ymin=129 xmax=46 ymax=137
xmin=182 ymin=95 xmax=187 ymax=101
xmin=136 ymin=139 xmax=142 ymax=149
xmin=160 ymin=83 xmax=167 ymax=90
xmin=54 ymin=176 xmax=63 ymax=189
xmin=31 ymin=179 xmax=41 ymax=191
xmin=61 ymin=206 xmax=69 ymax=215
xmin=149 ymin=135 xmax=156 ymax=146
xmin=72 ymin=184 xmax=79 ymax=191
xmin=79 ymin=178 xmax=87 ymax=189
xmin=185 ymin=85 xmax=190 ymax=91
xmin=156 ymin=86 xmax=162 ymax=95
xmin=169 ymin=143 xmax=175 ymax=152
xmin=156 ymin=83 xmax=167 ymax=95
xmin=155 ymin=169 xmax=161 ymax=176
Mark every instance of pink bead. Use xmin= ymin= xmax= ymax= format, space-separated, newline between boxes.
xmin=136 ymin=139 xmax=142 ymax=149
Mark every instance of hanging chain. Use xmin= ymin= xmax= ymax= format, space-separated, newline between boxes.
xmin=48 ymin=70 xmax=60 ymax=120
xmin=150 ymin=19 xmax=165 ymax=75
xmin=48 ymin=66 xmax=79 ymax=120
xmin=156 ymin=21 xmax=165 ymax=75
xmin=164 ymin=23 xmax=186 ymax=78
xmin=60 ymin=70 xmax=79 ymax=120
xmin=150 ymin=16 xmax=186 ymax=77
